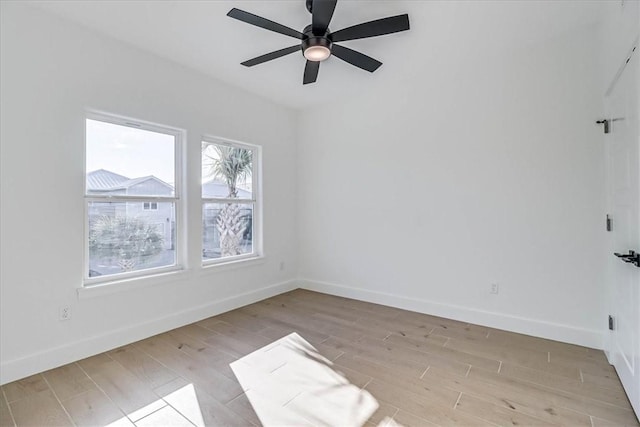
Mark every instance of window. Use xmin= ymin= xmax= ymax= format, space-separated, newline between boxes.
xmin=85 ymin=113 xmax=182 ymax=283
xmin=202 ymin=138 xmax=260 ymax=264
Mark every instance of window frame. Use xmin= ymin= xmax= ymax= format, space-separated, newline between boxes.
xmin=83 ymin=111 xmax=185 ymax=286
xmin=201 ymin=136 xmax=262 ymax=267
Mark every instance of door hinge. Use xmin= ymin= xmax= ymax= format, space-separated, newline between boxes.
xmin=609 ymin=315 xmax=615 ymax=331
xmin=596 ymin=119 xmax=610 ymax=134
xmin=596 ymin=118 xmax=624 ymax=134
xmin=606 ymin=214 xmax=612 ymax=232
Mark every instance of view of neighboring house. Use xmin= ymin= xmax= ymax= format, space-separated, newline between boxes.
xmin=87 ymin=169 xmax=175 ymax=250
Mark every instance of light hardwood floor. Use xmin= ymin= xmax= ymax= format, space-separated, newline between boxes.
xmin=1 ymin=289 xmax=638 ymax=426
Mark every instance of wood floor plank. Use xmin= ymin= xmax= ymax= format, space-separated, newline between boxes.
xmin=8 ymin=389 xmax=72 ymax=427
xmin=329 ymin=363 xmax=373 ymax=389
xmin=352 ymin=316 xmax=444 ymax=342
xmin=455 ymin=393 xmax=558 ymax=426
xmin=80 ymin=359 xmax=166 ymax=421
xmin=245 ymin=313 xmax=332 ymax=346
xmin=550 ymin=350 xmax=617 ymax=375
xmin=391 ymin=409 xmax=439 ymax=426
xmin=322 ymin=336 xmax=431 ymax=375
xmin=334 ymin=353 xmax=460 ymax=406
xmin=422 ymin=367 xmax=594 ymax=426
xmin=289 ymin=289 xmax=403 ymax=319
xmin=209 ymin=309 xmax=270 ymax=333
xmin=108 ymin=345 xmax=179 ymax=390
xmin=468 ymin=366 xmax=638 ymax=425
xmin=590 ymin=415 xmax=637 ymax=427
xmin=394 ymin=308 xmax=471 ymax=331
xmin=163 ymin=328 xmax=238 ymax=380
xmin=582 ymin=370 xmax=627 ymax=392
xmin=225 ymin=392 xmax=261 ymax=426
xmin=267 ymin=292 xmax=363 ymax=324
xmin=135 ymin=335 xmax=243 ymax=404
xmin=335 ymin=351 xmax=426 ymax=379
xmin=3 ymin=374 xmax=49 ymax=403
xmin=62 ymin=388 xmax=132 ymax=426
xmin=350 ymin=335 xmax=474 ymax=377
xmin=431 ymin=324 xmax=493 ymax=342
xmin=244 ymin=300 xmax=366 ymax=342
xmin=446 ymin=336 xmax=551 ymax=369
xmin=42 ymin=363 xmax=95 ymax=402
xmin=385 ymin=333 xmax=501 ymax=372
xmin=76 ymin=352 xmax=113 ymax=371
xmin=488 ymin=329 xmax=598 ymax=359
xmin=257 ymin=323 xmax=324 ymax=345
xmin=170 ymin=323 xmax=219 ymax=343
xmin=365 ymin=379 xmax=491 ymax=426
xmin=0 ymin=388 xmax=15 ymax=427
xmin=499 ymin=362 xmax=630 ymax=408
xmin=310 ymin=311 xmax=391 ymax=340
xmin=199 ymin=321 xmax=275 ymax=358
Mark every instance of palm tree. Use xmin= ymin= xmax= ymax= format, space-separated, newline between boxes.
xmin=203 ymin=145 xmax=252 ymax=257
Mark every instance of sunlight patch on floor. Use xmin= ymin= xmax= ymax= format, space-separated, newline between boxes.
xmin=230 ymin=332 xmax=380 ymax=426
xmin=97 ymin=382 xmax=203 ymax=426
xmin=157 ymin=383 xmax=205 ymax=426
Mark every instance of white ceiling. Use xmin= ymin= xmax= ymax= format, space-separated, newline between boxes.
xmin=31 ymin=0 xmax=604 ymax=110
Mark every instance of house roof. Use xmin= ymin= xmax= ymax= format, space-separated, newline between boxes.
xmin=87 ymin=169 xmax=173 ymax=191
xmin=86 ymin=169 xmax=129 ymax=190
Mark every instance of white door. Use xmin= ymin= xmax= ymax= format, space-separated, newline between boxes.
xmin=607 ymin=41 xmax=640 ymax=417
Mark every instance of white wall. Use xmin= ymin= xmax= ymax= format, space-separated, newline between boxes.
xmin=0 ymin=3 xmax=298 ymax=384
xmin=297 ymin=22 xmax=607 ymax=348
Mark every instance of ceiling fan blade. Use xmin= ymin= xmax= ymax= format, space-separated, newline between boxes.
xmin=303 ymin=60 xmax=320 ymax=84
xmin=241 ymin=45 xmax=300 ymax=67
xmin=227 ymin=8 xmax=304 ymax=39
xmin=331 ymin=14 xmax=410 ymax=42
xmin=312 ymin=0 xmax=338 ymax=35
xmin=331 ymin=44 xmax=382 ymax=72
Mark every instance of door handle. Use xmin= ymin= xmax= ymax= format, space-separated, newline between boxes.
xmin=614 ymin=250 xmax=640 ymax=267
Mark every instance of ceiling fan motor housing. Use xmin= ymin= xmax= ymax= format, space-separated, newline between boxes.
xmin=301 ymin=24 xmax=332 ymax=61
xmin=301 ymin=35 xmax=332 ymax=53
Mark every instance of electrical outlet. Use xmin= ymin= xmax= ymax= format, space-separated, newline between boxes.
xmin=490 ymin=283 xmax=499 ymax=294
xmin=279 ymin=261 xmax=285 ymax=271
xmin=59 ymin=306 xmax=71 ymax=321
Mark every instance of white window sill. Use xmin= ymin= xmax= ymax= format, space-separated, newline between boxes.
xmin=198 ymin=255 xmax=266 ymax=276
xmin=77 ymin=256 xmax=266 ymax=299
xmin=78 ymin=268 xmax=191 ymax=299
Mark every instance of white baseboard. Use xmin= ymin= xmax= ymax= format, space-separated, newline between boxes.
xmin=299 ymin=279 xmax=603 ymax=349
xmin=0 ymin=279 xmax=297 ymax=385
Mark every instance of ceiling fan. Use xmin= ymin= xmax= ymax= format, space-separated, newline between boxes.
xmin=227 ymin=0 xmax=410 ymax=85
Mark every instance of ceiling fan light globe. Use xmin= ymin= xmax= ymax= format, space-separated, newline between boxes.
xmin=304 ymin=45 xmax=331 ymax=61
